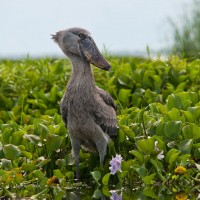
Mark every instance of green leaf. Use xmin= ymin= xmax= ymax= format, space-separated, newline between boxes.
xmin=166 ymin=108 xmax=182 ymax=121
xmin=118 ymin=130 xmax=126 ymax=143
xmin=143 ymin=186 xmax=157 ymax=198
xmin=129 ymin=150 xmax=144 ymax=165
xmin=3 ymin=144 xmax=21 ymax=160
xmin=156 ymin=123 xmax=166 ymax=136
xmin=178 ymin=139 xmax=193 ymax=154
xmin=92 ymin=188 xmax=103 ymax=199
xmin=167 ymin=94 xmax=182 ymax=110
xmin=22 ymin=151 xmax=33 ymax=159
xmin=91 ymin=171 xmax=101 ymax=183
xmin=102 ymin=173 xmax=111 ymax=185
xmin=165 ymin=149 xmax=181 ymax=163
xmin=102 ymin=186 xmax=110 ymax=197
xmin=1 ymin=158 xmax=12 ymax=170
xmin=121 ymin=160 xmax=134 ymax=171
xmin=65 ymin=171 xmax=74 ymax=179
xmin=53 ymin=169 xmax=65 ymax=178
xmin=169 ymin=152 xmax=180 ymax=166
xmin=180 ymin=154 xmax=191 ymax=166
xmin=24 ymin=134 xmax=40 ymax=145
xmin=182 ymin=124 xmax=200 ymax=139
xmin=118 ymin=88 xmax=131 ymax=105
xmin=165 ymin=121 xmax=182 ymax=139
xmin=10 ymin=130 xmax=26 ymax=145
xmin=182 ymin=110 xmax=194 ymax=122
xmin=137 ymin=137 xmax=154 ymax=154
xmin=142 ymin=174 xmax=155 ymax=185
xmin=150 ymin=158 xmax=163 ymax=172
xmin=49 ymin=85 xmax=58 ymax=102
xmin=108 ymin=140 xmax=116 ymax=156
xmin=29 ymin=170 xmax=45 ymax=181
xmin=120 ymin=125 xmax=135 ymax=140
xmin=1 ymin=127 xmax=13 ymax=144
xmin=135 ymin=164 xmax=147 ymax=177
xmin=46 ymin=134 xmax=63 ymax=151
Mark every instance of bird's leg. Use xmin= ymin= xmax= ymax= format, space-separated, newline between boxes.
xmin=76 ymin=155 xmax=80 ymax=180
xmin=71 ymin=139 xmax=81 ymax=180
xmin=96 ymin=139 xmax=107 ymax=166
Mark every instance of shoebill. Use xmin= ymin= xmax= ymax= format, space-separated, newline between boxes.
xmin=52 ymin=27 xmax=118 ymax=179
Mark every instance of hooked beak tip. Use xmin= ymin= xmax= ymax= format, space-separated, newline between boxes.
xmin=103 ymin=64 xmax=111 ymax=71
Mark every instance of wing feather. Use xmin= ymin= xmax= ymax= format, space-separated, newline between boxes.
xmin=92 ymin=87 xmax=118 ymax=136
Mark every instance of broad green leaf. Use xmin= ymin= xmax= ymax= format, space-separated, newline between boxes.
xmin=10 ymin=130 xmax=25 ymax=145
xmin=22 ymin=151 xmax=32 ymax=159
xmin=24 ymin=134 xmax=40 ymax=145
xmin=165 ymin=121 xmax=182 ymax=139
xmin=118 ymin=130 xmax=126 ymax=143
xmin=167 ymin=94 xmax=182 ymax=110
xmin=120 ymin=125 xmax=135 ymax=140
xmin=48 ymin=85 xmax=58 ymax=102
xmin=180 ymin=154 xmax=191 ymax=166
xmin=135 ymin=164 xmax=147 ymax=177
xmin=121 ymin=160 xmax=134 ymax=171
xmin=65 ymin=153 xmax=75 ymax=165
xmin=102 ymin=173 xmax=111 ymax=185
xmin=92 ymin=188 xmax=103 ymax=199
xmin=1 ymin=158 xmax=12 ymax=170
xmin=53 ymin=169 xmax=65 ymax=178
xmin=118 ymin=88 xmax=131 ymax=105
xmin=29 ymin=170 xmax=45 ymax=181
xmin=46 ymin=134 xmax=63 ymax=151
xmin=166 ymin=108 xmax=182 ymax=121
xmin=90 ymin=171 xmax=101 ymax=183
xmin=150 ymin=158 xmax=163 ymax=172
xmin=165 ymin=149 xmax=181 ymax=163
xmin=178 ymin=139 xmax=193 ymax=154
xmin=102 ymin=186 xmax=110 ymax=197
xmin=156 ymin=123 xmax=165 ymax=136
xmin=187 ymin=106 xmax=200 ymax=121
xmin=182 ymin=110 xmax=194 ymax=122
xmin=1 ymin=127 xmax=13 ymax=144
xmin=129 ymin=150 xmax=144 ymax=165
xmin=3 ymin=144 xmax=21 ymax=160
xmin=152 ymin=75 xmax=162 ymax=92
xmin=143 ymin=187 xmax=157 ymax=199
xmin=35 ymin=123 xmax=49 ymax=137
xmin=182 ymin=124 xmax=200 ymax=139
xmin=169 ymin=152 xmax=180 ymax=166
xmin=108 ymin=140 xmax=116 ymax=156
xmin=137 ymin=137 xmax=154 ymax=154
xmin=65 ymin=171 xmax=74 ymax=179
xmin=22 ymin=162 xmax=37 ymax=173
xmin=142 ymin=173 xmax=155 ymax=185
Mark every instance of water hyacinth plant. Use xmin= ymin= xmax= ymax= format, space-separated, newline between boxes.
xmin=110 ymin=190 xmax=122 ymax=200
xmin=0 ymin=57 xmax=200 ymax=199
xmin=109 ymin=154 xmax=123 ymax=175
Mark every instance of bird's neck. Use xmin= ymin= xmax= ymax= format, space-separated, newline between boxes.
xmin=69 ymin=56 xmax=95 ymax=88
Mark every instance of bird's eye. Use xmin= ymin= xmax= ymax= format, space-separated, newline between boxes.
xmin=79 ymin=33 xmax=86 ymax=39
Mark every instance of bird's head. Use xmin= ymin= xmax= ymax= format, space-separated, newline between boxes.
xmin=51 ymin=27 xmax=111 ymax=71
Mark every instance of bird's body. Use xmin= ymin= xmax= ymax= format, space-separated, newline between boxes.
xmin=52 ymin=27 xmax=118 ymax=178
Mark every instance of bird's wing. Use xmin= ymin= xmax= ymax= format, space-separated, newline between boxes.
xmin=91 ymin=87 xmax=118 ymax=136
xmin=96 ymin=86 xmax=117 ymax=111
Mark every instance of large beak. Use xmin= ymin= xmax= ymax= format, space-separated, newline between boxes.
xmin=79 ymin=37 xmax=111 ymax=71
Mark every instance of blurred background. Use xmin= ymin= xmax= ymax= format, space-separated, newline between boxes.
xmin=0 ymin=0 xmax=199 ymax=59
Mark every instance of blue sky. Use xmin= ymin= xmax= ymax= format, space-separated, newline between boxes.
xmin=0 ymin=0 xmax=191 ymax=57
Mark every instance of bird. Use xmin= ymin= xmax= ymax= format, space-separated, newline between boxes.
xmin=52 ymin=27 xmax=118 ymax=179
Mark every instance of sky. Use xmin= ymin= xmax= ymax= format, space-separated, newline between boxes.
xmin=0 ymin=0 xmax=192 ymax=58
